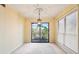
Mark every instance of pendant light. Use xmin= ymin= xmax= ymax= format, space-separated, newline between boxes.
xmin=37 ymin=8 xmax=41 ymax=25
xmin=34 ymin=4 xmax=43 ymax=25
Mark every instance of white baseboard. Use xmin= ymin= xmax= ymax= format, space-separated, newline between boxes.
xmin=10 ymin=43 xmax=24 ymax=54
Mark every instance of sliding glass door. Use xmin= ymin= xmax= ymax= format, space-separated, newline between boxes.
xmin=31 ymin=23 xmax=49 ymax=43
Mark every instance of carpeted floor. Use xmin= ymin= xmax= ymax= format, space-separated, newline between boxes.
xmin=12 ymin=43 xmax=65 ymax=54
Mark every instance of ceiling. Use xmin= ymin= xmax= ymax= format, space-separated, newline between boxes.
xmin=8 ymin=4 xmax=69 ymax=19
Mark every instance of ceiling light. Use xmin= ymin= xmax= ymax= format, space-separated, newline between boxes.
xmin=34 ymin=4 xmax=43 ymax=25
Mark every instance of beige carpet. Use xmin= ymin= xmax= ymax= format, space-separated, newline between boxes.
xmin=12 ymin=43 xmax=65 ymax=54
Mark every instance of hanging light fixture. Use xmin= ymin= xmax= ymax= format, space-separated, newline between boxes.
xmin=37 ymin=8 xmax=42 ymax=25
xmin=34 ymin=4 xmax=43 ymax=25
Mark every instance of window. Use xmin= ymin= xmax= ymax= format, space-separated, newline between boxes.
xmin=59 ymin=18 xmax=65 ymax=33
xmin=57 ymin=18 xmax=65 ymax=45
xmin=57 ymin=11 xmax=78 ymax=53
xmin=65 ymin=11 xmax=78 ymax=53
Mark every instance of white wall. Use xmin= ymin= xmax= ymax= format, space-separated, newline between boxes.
xmin=0 ymin=5 xmax=24 ymax=53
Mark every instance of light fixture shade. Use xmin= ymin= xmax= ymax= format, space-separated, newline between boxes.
xmin=37 ymin=19 xmax=41 ymax=27
xmin=37 ymin=19 xmax=41 ymax=21
xmin=37 ymin=18 xmax=41 ymax=24
xmin=0 ymin=4 xmax=6 ymax=7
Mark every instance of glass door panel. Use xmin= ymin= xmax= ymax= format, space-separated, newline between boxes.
xmin=31 ymin=23 xmax=49 ymax=43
